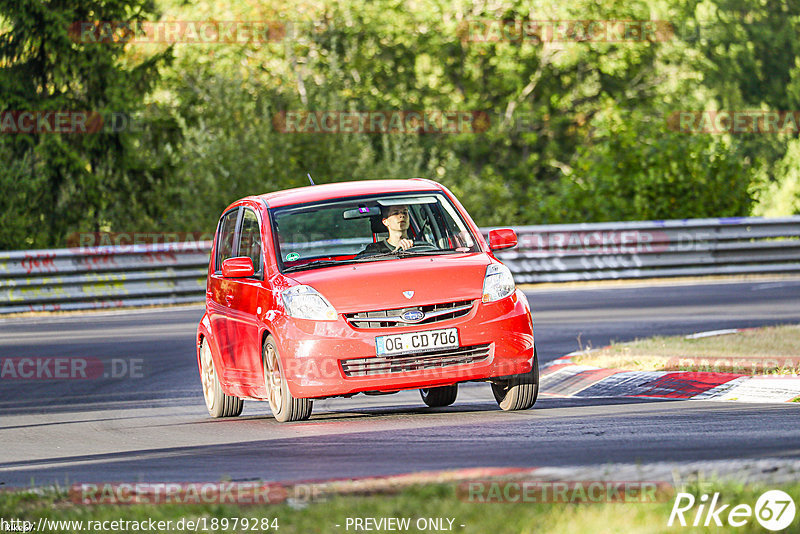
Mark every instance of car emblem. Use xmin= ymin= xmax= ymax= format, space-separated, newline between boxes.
xmin=401 ymin=310 xmax=425 ymax=323
xmin=403 ymin=290 xmax=414 ymax=299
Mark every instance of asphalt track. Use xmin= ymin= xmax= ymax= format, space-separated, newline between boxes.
xmin=1 ymin=278 xmax=799 ymax=487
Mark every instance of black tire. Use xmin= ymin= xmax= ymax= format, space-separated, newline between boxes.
xmin=420 ymin=384 xmax=458 ymax=407
xmin=263 ymin=335 xmax=313 ymax=422
xmin=200 ymin=339 xmax=244 ymax=418
xmin=491 ymin=348 xmax=539 ymax=411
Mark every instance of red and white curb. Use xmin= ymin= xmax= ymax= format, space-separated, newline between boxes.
xmin=541 ymin=331 xmax=800 ymax=403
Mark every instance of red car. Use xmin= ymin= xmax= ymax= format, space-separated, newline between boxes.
xmin=196 ymin=179 xmax=537 ymax=422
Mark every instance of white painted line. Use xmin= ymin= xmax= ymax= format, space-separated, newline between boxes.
xmin=715 ymin=378 xmax=800 ymax=403
xmin=684 ymin=329 xmax=740 ymax=339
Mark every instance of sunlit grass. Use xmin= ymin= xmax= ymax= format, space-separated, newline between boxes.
xmin=572 ymin=324 xmax=800 ymax=375
xmin=3 ymin=480 xmax=799 ymax=534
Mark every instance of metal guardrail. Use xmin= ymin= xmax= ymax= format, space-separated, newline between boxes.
xmin=490 ymin=216 xmax=800 ymax=283
xmin=0 ymin=243 xmax=211 ymax=314
xmin=1 ymin=216 xmax=798 ymax=314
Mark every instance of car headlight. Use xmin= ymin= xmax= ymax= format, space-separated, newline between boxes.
xmin=482 ymin=263 xmax=515 ymax=303
xmin=281 ymin=285 xmax=338 ymax=320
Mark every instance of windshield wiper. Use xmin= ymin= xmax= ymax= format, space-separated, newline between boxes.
xmin=354 ymin=248 xmax=460 ymax=261
xmin=397 ymin=249 xmax=461 ymax=256
xmin=353 ymin=250 xmax=400 ymax=260
xmin=283 ymin=259 xmax=345 ymax=273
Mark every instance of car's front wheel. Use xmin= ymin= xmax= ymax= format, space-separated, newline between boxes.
xmin=491 ymin=348 xmax=539 ymax=411
xmin=200 ymin=339 xmax=244 ymax=418
xmin=263 ymin=335 xmax=313 ymax=422
xmin=420 ymin=385 xmax=458 ymax=407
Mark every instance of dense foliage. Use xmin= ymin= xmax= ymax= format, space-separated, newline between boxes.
xmin=1 ymin=0 xmax=798 ymax=250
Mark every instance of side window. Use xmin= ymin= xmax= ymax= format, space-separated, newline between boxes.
xmin=215 ymin=208 xmax=240 ymax=271
xmin=238 ymin=209 xmax=263 ymax=274
xmin=410 ymin=204 xmax=436 ymax=244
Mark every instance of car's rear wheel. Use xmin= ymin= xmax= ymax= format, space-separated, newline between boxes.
xmin=200 ymin=339 xmax=244 ymax=418
xmin=491 ymin=348 xmax=539 ymax=411
xmin=420 ymin=385 xmax=458 ymax=407
xmin=263 ymin=335 xmax=313 ymax=422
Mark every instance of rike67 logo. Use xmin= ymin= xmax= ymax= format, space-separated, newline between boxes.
xmin=668 ymin=490 xmax=796 ymax=531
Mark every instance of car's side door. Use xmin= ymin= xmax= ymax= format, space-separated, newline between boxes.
xmin=224 ymin=207 xmax=265 ymax=391
xmin=207 ymin=207 xmax=241 ymax=374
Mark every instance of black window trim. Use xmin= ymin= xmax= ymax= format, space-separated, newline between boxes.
xmin=236 ymin=207 xmax=265 ymax=281
xmin=213 ymin=207 xmax=242 ymax=274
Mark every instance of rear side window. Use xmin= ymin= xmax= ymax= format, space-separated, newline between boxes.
xmin=215 ymin=208 xmax=240 ymax=271
xmin=238 ymin=209 xmax=263 ymax=274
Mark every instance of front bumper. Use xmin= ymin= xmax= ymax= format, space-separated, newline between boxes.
xmin=271 ymin=289 xmax=535 ymax=398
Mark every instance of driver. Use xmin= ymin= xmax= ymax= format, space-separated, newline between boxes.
xmin=360 ymin=204 xmax=414 ymax=254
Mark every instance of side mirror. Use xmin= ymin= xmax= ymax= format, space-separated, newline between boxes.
xmin=488 ymin=228 xmax=518 ymax=251
xmin=222 ymin=257 xmax=255 ymax=278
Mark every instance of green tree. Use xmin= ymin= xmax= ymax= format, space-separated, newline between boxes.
xmin=4 ymin=0 xmax=784 ymax=250
xmin=564 ymin=110 xmax=752 ymax=221
xmin=677 ymin=0 xmax=800 ymax=214
xmin=0 ymin=0 xmax=174 ymax=249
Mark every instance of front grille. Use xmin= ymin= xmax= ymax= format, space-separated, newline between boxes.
xmin=341 ymin=344 xmax=491 ymax=377
xmin=345 ymin=300 xmax=474 ymax=329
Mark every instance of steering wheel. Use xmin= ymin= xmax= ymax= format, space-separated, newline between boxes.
xmin=404 ymin=241 xmax=439 ymax=251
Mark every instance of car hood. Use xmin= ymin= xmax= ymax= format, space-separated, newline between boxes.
xmin=286 ymin=253 xmax=491 ymax=313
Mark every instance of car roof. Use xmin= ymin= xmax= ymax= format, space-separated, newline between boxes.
xmin=248 ymin=178 xmax=443 ymax=208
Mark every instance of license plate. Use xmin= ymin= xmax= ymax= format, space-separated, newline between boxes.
xmin=375 ymin=328 xmax=459 ymax=356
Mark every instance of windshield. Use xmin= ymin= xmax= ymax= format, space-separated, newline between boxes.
xmin=270 ymin=192 xmax=481 ymax=273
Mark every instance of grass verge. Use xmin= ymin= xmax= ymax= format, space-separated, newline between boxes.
xmin=572 ymin=324 xmax=800 ymax=375
xmin=2 ymin=480 xmax=799 ymax=534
